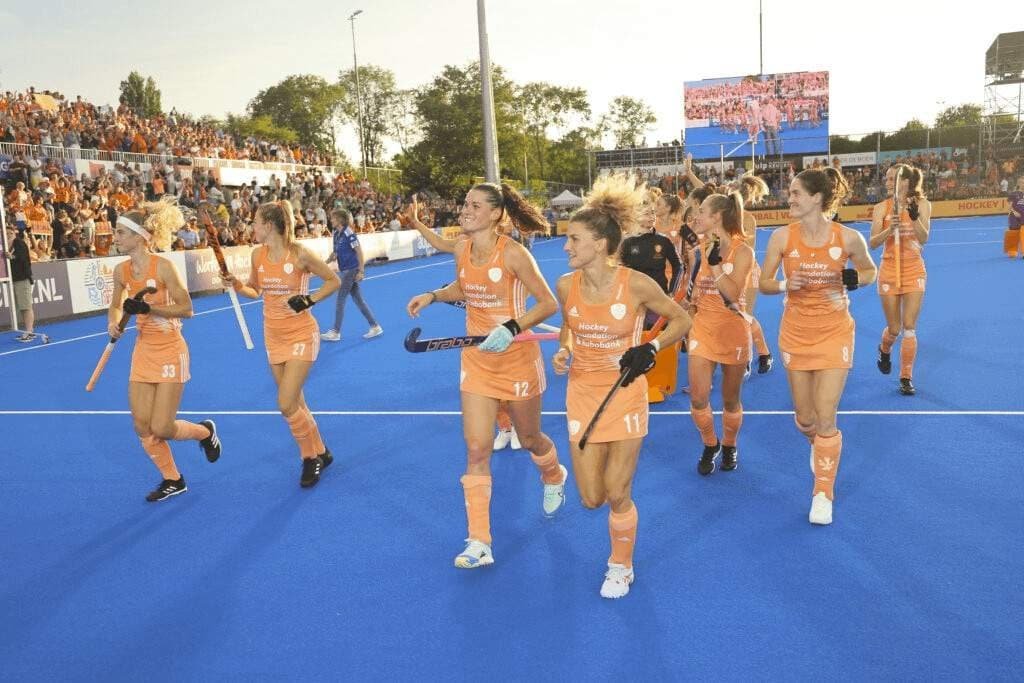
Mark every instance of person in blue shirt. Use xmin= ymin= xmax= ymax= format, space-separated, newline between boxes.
xmin=321 ymin=208 xmax=383 ymax=341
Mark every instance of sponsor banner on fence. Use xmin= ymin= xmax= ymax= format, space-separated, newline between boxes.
xmin=65 ymin=251 xmax=187 ymax=315
xmin=752 ymin=197 xmax=1009 ymax=226
xmin=801 ymin=152 xmax=877 ymax=168
xmin=0 ymin=260 xmax=75 ymax=326
xmin=184 ymin=246 xmax=256 ymax=292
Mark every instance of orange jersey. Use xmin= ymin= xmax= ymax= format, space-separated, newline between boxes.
xmin=457 ymin=235 xmax=545 ymax=401
xmin=778 ymin=223 xmax=854 ymax=370
xmin=121 ymin=255 xmax=189 ymax=383
xmin=252 ymin=245 xmax=319 ymax=364
xmin=690 ymin=237 xmax=752 ymax=366
xmin=564 ymin=267 xmax=648 ymax=444
xmin=877 ymin=198 xmax=927 ymax=295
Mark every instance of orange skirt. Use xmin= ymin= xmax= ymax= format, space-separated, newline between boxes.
xmin=779 ymin=309 xmax=854 ymax=371
xmin=689 ymin=310 xmax=752 ymax=366
xmin=566 ymin=369 xmax=648 ymax=444
xmin=460 ymin=343 xmax=546 ymax=401
xmin=264 ymin=314 xmax=320 ymax=365
xmin=130 ymin=333 xmax=190 ymax=384
xmin=877 ymin=257 xmax=926 ymax=295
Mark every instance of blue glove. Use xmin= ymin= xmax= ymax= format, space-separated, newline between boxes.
xmin=479 ymin=319 xmax=521 ymax=353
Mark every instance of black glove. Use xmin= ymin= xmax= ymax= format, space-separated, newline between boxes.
xmin=680 ymin=225 xmax=699 ymax=247
xmin=706 ymin=240 xmax=722 ymax=266
xmin=501 ymin=318 xmax=522 ymax=336
xmin=287 ymin=294 xmax=316 ymax=313
xmin=123 ymin=297 xmax=150 ymax=315
xmin=906 ymin=200 xmax=920 ymax=221
xmin=841 ymin=268 xmax=859 ymax=291
xmin=618 ymin=343 xmax=657 ymax=387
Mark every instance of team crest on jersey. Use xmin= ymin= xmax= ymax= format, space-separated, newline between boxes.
xmin=283 ymin=262 xmax=294 ymax=275
xmin=145 ymin=278 xmax=157 ymax=289
xmin=568 ymin=419 xmax=581 ymax=435
xmin=722 ymin=263 xmax=734 ymax=275
xmin=881 ymin=283 xmax=890 ymax=293
xmin=655 ymin=244 xmax=662 ymax=254
xmin=610 ymin=303 xmax=626 ymax=320
xmin=782 ymin=351 xmax=792 ymax=366
xmin=788 ymin=249 xmax=800 ymax=258
xmin=568 ymin=306 xmax=580 ymax=317
xmin=828 ymin=246 xmax=842 ymax=261
xmin=488 ymin=267 xmax=502 ymax=283
xmin=688 ymin=339 xmax=699 ymax=351
xmin=630 ymin=246 xmax=640 ymax=255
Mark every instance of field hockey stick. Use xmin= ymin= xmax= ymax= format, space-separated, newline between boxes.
xmin=404 ymin=327 xmax=558 ymax=353
xmin=85 ymin=286 xmax=156 ymax=391
xmin=578 ymin=366 xmax=630 ymax=450
xmin=892 ymin=166 xmax=902 ymax=294
xmin=198 ymin=206 xmax=254 ymax=350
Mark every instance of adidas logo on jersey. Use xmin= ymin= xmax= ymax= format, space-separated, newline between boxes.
xmin=788 ymin=249 xmax=800 ymax=258
xmin=258 ymin=265 xmax=265 ymax=273
xmin=568 ymin=306 xmax=580 ymax=317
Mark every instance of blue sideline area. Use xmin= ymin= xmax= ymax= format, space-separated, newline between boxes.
xmin=1 ymin=217 xmax=1021 ymax=680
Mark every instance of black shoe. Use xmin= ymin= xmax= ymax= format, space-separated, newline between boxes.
xmin=877 ymin=346 xmax=892 ymax=375
xmin=146 ymin=477 xmax=187 ymax=502
xmin=198 ymin=419 xmax=221 ymax=463
xmin=300 ymin=456 xmax=323 ymax=488
xmin=757 ymin=353 xmax=774 ymax=374
xmin=899 ymin=378 xmax=916 ymax=396
xmin=698 ymin=442 xmax=721 ymax=476
xmin=318 ymin=448 xmax=333 ymax=469
xmin=721 ymin=445 xmax=738 ymax=471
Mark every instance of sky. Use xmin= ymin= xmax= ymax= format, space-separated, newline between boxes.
xmin=0 ymin=0 xmax=1017 ymax=162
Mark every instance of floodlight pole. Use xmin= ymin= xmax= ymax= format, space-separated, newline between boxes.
xmin=478 ymin=0 xmax=500 ymax=183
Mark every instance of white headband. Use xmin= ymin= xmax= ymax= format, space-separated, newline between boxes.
xmin=117 ymin=216 xmax=151 ymax=242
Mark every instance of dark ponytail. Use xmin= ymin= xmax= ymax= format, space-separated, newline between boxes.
xmin=470 ymin=182 xmax=549 ymax=235
xmin=704 ymin=191 xmax=745 ymax=237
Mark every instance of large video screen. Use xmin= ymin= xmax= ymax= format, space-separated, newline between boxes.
xmin=683 ymin=71 xmax=829 ymax=159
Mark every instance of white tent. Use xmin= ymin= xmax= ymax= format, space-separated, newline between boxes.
xmin=550 ymin=190 xmax=583 ymax=208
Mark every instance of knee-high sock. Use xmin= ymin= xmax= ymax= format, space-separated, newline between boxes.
xmin=794 ymin=415 xmax=816 ymax=444
xmin=880 ymin=327 xmax=899 ymax=354
xmin=690 ymin=405 xmax=718 ymax=446
xmin=812 ymin=431 xmax=843 ymax=501
xmin=608 ymin=502 xmax=639 ymax=568
xmin=530 ymin=445 xmax=563 ymax=484
xmin=722 ymin=408 xmax=743 ymax=447
xmin=140 ymin=435 xmax=181 ymax=480
xmin=461 ymin=474 xmax=492 ymax=545
xmin=900 ymin=330 xmax=918 ymax=380
xmin=284 ymin=410 xmax=316 ymax=460
xmin=496 ymin=404 xmax=512 ymax=431
xmin=750 ymin=317 xmax=769 ymax=356
xmin=172 ymin=420 xmax=210 ymax=442
xmin=303 ymin=408 xmax=325 ymax=455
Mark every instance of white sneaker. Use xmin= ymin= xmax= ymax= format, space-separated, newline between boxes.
xmin=363 ymin=325 xmax=384 ymax=339
xmin=600 ymin=563 xmax=635 ymax=599
xmin=809 ymin=492 xmax=833 ymax=525
xmin=493 ymin=428 xmax=513 ymax=450
xmin=509 ymin=428 xmax=521 ymax=450
xmin=454 ymin=539 xmax=494 ymax=569
xmin=542 ymin=464 xmax=568 ymax=517
xmin=320 ymin=330 xmax=341 ymax=342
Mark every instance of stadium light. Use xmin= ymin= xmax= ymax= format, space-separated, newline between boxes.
xmin=349 ymin=10 xmax=367 ymax=179
xmin=477 ymin=0 xmax=500 ymax=183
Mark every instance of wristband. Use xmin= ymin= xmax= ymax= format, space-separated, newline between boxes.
xmin=778 ymin=279 xmax=787 ymax=292
xmin=426 ymin=291 xmax=437 ymax=304
xmin=558 ymin=346 xmax=571 ymax=356
xmin=650 ymin=339 xmax=661 ymax=353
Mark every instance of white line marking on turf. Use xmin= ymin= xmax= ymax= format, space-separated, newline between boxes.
xmin=1 ymin=410 xmax=1021 ymax=416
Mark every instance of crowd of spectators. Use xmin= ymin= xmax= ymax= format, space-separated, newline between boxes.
xmin=1 ymin=88 xmax=330 ymax=165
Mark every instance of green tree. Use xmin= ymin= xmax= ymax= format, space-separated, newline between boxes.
xmin=249 ymin=75 xmax=343 ymax=152
xmin=225 ymin=114 xmax=299 ymax=145
xmin=517 ymin=82 xmax=590 ymax=179
xmin=337 ymin=66 xmax=405 ymax=167
xmin=602 ymin=96 xmax=656 ymax=148
xmin=119 ymin=71 xmax=162 ymax=117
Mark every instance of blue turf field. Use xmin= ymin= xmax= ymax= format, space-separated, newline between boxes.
xmin=1 ymin=216 xmax=1022 ymax=680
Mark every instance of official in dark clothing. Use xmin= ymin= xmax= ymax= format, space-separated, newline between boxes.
xmin=619 ymin=228 xmax=682 ymax=294
xmin=5 ymin=224 xmax=36 ymax=341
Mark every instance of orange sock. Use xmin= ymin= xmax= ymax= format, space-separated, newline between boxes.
xmin=900 ymin=330 xmax=917 ymax=379
xmin=530 ymin=445 xmax=563 ymax=484
xmin=140 ymin=435 xmax=181 ymax=480
xmin=812 ymin=431 xmax=843 ymax=500
xmin=304 ymin=408 xmax=325 ymax=455
xmin=172 ymin=420 xmax=210 ymax=442
xmin=722 ymin=408 xmax=743 ymax=447
xmin=690 ymin=404 xmax=718 ymax=446
xmin=496 ymin=404 xmax=512 ymax=431
xmin=793 ymin=415 xmax=816 ymax=443
xmin=880 ymin=328 xmax=899 ymax=354
xmin=285 ymin=410 xmax=316 ymax=459
xmin=750 ymin=317 xmax=769 ymax=356
xmin=608 ymin=503 xmax=639 ymax=568
xmin=461 ymin=474 xmax=492 ymax=545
